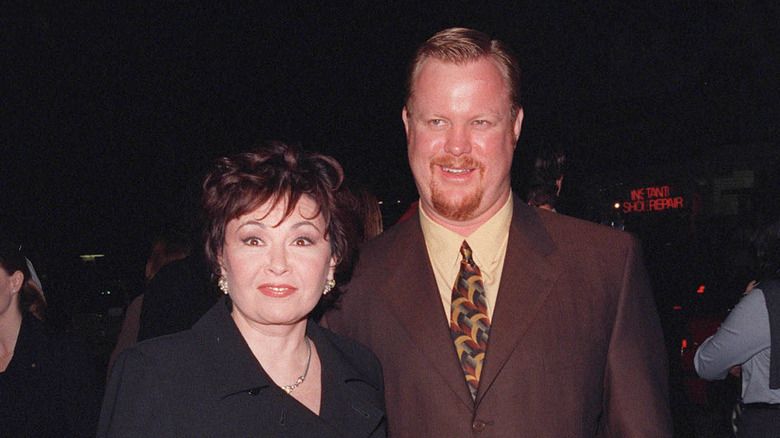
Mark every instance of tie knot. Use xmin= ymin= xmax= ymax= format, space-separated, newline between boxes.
xmin=460 ymin=240 xmax=473 ymax=263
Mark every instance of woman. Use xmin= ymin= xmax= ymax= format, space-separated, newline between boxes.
xmin=0 ymin=243 xmax=101 ymax=437
xmin=99 ymin=142 xmax=386 ymax=437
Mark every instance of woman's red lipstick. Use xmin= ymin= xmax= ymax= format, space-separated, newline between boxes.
xmin=257 ymin=284 xmax=297 ymax=298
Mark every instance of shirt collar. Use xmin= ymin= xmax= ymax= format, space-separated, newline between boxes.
xmin=419 ymin=194 xmax=513 ymax=270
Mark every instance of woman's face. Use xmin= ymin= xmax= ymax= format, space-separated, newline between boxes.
xmin=220 ymin=196 xmax=336 ymax=331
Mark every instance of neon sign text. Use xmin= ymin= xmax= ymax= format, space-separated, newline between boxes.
xmin=622 ymin=185 xmax=683 ymax=213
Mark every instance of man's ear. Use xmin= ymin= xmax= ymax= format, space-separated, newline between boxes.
xmin=402 ymin=106 xmax=411 ymax=138
xmin=512 ymin=106 xmax=524 ymax=144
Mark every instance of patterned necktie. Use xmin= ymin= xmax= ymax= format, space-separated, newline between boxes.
xmin=450 ymin=240 xmax=491 ymax=400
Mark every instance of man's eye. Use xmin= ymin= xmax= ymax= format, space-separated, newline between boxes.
xmin=473 ymin=120 xmax=489 ymax=126
xmin=429 ymin=119 xmax=445 ymax=126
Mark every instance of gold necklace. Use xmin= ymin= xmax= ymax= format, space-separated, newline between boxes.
xmin=280 ymin=337 xmax=311 ymax=394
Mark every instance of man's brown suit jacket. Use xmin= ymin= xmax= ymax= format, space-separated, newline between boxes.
xmin=326 ymin=197 xmax=672 ymax=437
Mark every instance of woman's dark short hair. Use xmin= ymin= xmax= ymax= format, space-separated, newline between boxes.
xmin=202 ymin=141 xmax=357 ymax=279
xmin=0 ymin=243 xmax=46 ymax=316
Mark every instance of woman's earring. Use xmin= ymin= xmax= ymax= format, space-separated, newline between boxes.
xmin=218 ymin=276 xmax=229 ymax=295
xmin=323 ymin=279 xmax=336 ymax=295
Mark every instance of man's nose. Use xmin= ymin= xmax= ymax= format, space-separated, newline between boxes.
xmin=443 ymin=125 xmax=471 ymax=156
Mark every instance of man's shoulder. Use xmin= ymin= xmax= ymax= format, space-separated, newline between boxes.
xmin=359 ymin=215 xmax=424 ymax=262
xmin=337 ymin=218 xmax=423 ymax=307
xmin=530 ymin=207 xmax=637 ymax=249
xmin=739 ymin=286 xmax=769 ymax=310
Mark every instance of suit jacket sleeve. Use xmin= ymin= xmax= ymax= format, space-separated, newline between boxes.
xmin=601 ymin=237 xmax=672 ymax=437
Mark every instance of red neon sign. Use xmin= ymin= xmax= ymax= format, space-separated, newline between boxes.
xmin=622 ymin=185 xmax=684 ymax=213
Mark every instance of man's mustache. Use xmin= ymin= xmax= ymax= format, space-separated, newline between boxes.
xmin=430 ymin=156 xmax=485 ymax=171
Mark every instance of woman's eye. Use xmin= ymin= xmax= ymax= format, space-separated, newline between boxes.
xmin=293 ymin=237 xmax=314 ymax=246
xmin=244 ymin=237 xmax=262 ymax=246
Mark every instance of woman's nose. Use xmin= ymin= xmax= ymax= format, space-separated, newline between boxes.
xmin=265 ymin=245 xmax=289 ymax=274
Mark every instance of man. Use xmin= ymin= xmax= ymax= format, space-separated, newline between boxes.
xmin=695 ymin=220 xmax=780 ymax=437
xmin=326 ymin=28 xmax=672 ymax=437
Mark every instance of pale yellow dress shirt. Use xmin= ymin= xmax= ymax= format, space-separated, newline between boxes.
xmin=419 ymin=195 xmax=512 ymax=321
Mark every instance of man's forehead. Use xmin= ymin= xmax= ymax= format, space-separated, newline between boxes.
xmin=415 ymin=57 xmax=491 ymax=78
xmin=408 ymin=58 xmax=513 ymax=109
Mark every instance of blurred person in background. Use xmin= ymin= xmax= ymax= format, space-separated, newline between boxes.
xmin=695 ymin=219 xmax=780 ymax=437
xmin=99 ymin=142 xmax=385 ymax=437
xmin=143 ymin=229 xmax=193 ymax=284
xmin=313 ymin=185 xmax=383 ymax=323
xmin=136 ymin=248 xmax=217 ymax=342
xmin=351 ymin=186 xmax=384 ymax=242
xmin=0 ymin=242 xmax=101 ymax=437
xmin=526 ymin=148 xmax=566 ymax=212
xmin=106 ymin=230 xmax=191 ymax=377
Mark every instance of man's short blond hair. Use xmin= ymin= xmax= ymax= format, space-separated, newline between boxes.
xmin=405 ymin=27 xmax=522 ymax=116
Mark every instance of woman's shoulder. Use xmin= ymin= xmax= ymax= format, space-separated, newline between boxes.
xmin=107 ymin=328 xmax=210 ymax=395
xmin=311 ymin=324 xmax=382 ymax=380
xmin=19 ymin=313 xmax=93 ymax=370
xmin=122 ymin=327 xmax=201 ymax=366
xmin=126 ymin=299 xmax=229 ymax=362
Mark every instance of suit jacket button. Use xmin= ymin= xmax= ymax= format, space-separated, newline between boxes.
xmin=472 ymin=419 xmax=487 ymax=432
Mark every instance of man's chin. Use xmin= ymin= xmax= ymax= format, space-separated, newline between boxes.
xmin=431 ymin=194 xmax=482 ymax=222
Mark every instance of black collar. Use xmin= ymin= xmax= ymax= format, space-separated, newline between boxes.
xmin=4 ymin=312 xmax=46 ymax=372
xmin=193 ymin=297 xmax=379 ymax=398
xmin=191 ymin=297 xmax=384 ymax=435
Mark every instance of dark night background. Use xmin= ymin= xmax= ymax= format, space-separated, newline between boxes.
xmin=1 ymin=2 xmax=778 ymax=434
xmin=4 ymin=1 xmax=775 ymax=256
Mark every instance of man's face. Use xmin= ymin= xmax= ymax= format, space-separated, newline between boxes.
xmin=403 ymin=57 xmax=523 ymax=229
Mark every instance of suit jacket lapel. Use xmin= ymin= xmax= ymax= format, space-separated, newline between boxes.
xmin=477 ymin=200 xmax=560 ymax=401
xmin=380 ymin=214 xmax=476 ymax=409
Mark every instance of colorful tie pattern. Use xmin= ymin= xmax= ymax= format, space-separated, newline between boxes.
xmin=450 ymin=240 xmax=491 ymax=400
